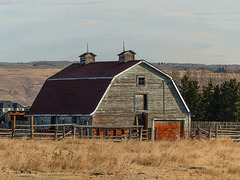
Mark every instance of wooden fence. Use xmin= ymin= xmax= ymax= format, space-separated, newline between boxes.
xmin=0 ymin=124 xmax=148 ymax=141
xmin=1 ymin=121 xmax=240 ymax=141
xmin=191 ymin=121 xmax=240 ymax=140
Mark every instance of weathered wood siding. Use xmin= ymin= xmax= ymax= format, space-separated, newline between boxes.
xmin=92 ymin=63 xmax=190 ymax=132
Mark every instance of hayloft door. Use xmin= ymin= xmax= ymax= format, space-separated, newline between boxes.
xmin=135 ymin=94 xmax=148 ymax=110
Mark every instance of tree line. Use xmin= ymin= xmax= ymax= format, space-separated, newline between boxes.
xmin=179 ymin=75 xmax=240 ymax=122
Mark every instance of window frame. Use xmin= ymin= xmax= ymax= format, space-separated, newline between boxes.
xmin=137 ymin=76 xmax=146 ymax=86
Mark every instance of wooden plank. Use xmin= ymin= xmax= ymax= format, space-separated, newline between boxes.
xmin=73 ymin=126 xmax=76 ymax=139
xmin=62 ymin=126 xmax=65 ymax=138
xmin=12 ymin=115 xmax=16 ymax=139
xmin=80 ymin=127 xmax=83 ymax=138
xmin=129 ymin=129 xmax=132 ymax=140
xmin=215 ymin=125 xmax=218 ymax=138
xmin=55 ymin=126 xmax=58 ymax=140
xmin=139 ymin=127 xmax=143 ymax=141
xmin=209 ymin=127 xmax=211 ymax=139
xmin=217 ymin=130 xmax=240 ymax=133
xmin=31 ymin=116 xmax=34 ymax=139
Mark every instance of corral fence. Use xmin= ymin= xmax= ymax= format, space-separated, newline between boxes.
xmin=1 ymin=121 xmax=240 ymax=141
xmin=191 ymin=121 xmax=240 ymax=141
xmin=0 ymin=123 xmax=148 ymax=141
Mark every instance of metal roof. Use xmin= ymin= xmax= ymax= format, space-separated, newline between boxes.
xmin=28 ymin=61 xmax=140 ymax=115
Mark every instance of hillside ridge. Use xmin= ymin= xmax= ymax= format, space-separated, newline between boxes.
xmin=0 ymin=61 xmax=240 ymax=106
xmin=1 ymin=61 xmax=240 ymax=73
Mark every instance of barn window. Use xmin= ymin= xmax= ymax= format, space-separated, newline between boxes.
xmin=137 ymin=76 xmax=146 ymax=86
xmin=135 ymin=94 xmax=148 ymax=110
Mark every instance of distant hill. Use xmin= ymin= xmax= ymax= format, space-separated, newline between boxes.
xmin=0 ymin=67 xmax=61 ymax=106
xmin=1 ymin=61 xmax=240 ymax=72
xmin=0 ymin=61 xmax=240 ymax=106
xmin=153 ymin=62 xmax=240 ymax=73
xmin=0 ymin=61 xmax=75 ymax=68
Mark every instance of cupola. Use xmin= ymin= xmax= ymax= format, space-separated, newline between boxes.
xmin=118 ymin=50 xmax=136 ymax=63
xmin=79 ymin=52 xmax=96 ymax=65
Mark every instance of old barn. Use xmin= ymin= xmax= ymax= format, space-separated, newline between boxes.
xmin=27 ymin=50 xmax=190 ymax=139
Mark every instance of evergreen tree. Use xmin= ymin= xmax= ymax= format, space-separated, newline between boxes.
xmin=212 ymin=85 xmax=222 ymax=121
xmin=179 ymin=75 xmax=201 ymax=121
xmin=179 ymin=76 xmax=240 ymax=122
xmin=219 ymin=79 xmax=240 ymax=122
xmin=201 ymin=80 xmax=215 ymax=121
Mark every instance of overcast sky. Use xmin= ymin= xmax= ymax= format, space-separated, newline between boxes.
xmin=0 ymin=0 xmax=240 ymax=64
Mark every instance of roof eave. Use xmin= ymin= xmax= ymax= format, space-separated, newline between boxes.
xmin=25 ymin=114 xmax=91 ymax=117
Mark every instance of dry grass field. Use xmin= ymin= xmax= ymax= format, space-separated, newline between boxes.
xmin=0 ymin=139 xmax=240 ymax=180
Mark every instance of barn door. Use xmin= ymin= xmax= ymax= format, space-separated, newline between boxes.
xmin=135 ymin=113 xmax=148 ymax=129
xmin=154 ymin=121 xmax=183 ymax=140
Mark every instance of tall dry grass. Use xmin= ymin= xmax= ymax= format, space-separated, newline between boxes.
xmin=0 ymin=139 xmax=240 ymax=179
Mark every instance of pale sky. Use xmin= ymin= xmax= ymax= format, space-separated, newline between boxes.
xmin=0 ymin=0 xmax=240 ymax=64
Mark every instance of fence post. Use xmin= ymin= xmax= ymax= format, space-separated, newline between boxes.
xmin=73 ymin=125 xmax=76 ymax=139
xmin=62 ymin=126 xmax=65 ymax=139
xmin=80 ymin=127 xmax=83 ymax=138
xmin=86 ymin=121 xmax=89 ymax=138
xmin=129 ymin=129 xmax=132 ymax=140
xmin=215 ymin=125 xmax=218 ymax=138
xmin=139 ymin=127 xmax=143 ymax=141
xmin=55 ymin=125 xmax=58 ymax=140
xmin=151 ymin=127 xmax=154 ymax=141
xmin=196 ymin=124 xmax=200 ymax=139
xmin=155 ymin=127 xmax=158 ymax=141
xmin=11 ymin=115 xmax=16 ymax=139
xmin=106 ymin=130 xmax=108 ymax=137
xmin=209 ymin=127 xmax=211 ymax=139
xmin=103 ymin=129 xmax=106 ymax=139
xmin=31 ymin=116 xmax=34 ymax=139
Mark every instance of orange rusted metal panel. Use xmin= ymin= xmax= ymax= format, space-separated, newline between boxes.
xmin=9 ymin=111 xmax=27 ymax=122
xmin=154 ymin=121 xmax=182 ymax=140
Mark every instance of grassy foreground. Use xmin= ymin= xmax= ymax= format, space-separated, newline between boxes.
xmin=0 ymin=138 xmax=240 ymax=179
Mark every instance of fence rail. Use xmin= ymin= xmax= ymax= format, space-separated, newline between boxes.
xmin=0 ymin=124 xmax=147 ymax=141
xmin=191 ymin=122 xmax=240 ymax=141
xmin=1 ymin=121 xmax=240 ymax=141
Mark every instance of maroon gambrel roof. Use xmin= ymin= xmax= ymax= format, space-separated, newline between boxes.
xmin=28 ymin=60 xmax=141 ymax=115
xmin=49 ymin=61 xmax=140 ymax=79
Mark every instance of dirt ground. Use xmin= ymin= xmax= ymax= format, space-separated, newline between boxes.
xmin=1 ymin=167 xmax=234 ymax=180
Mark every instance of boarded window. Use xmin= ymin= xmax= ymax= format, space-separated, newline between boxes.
xmin=135 ymin=94 xmax=147 ymax=110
